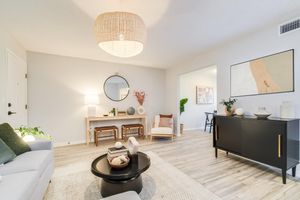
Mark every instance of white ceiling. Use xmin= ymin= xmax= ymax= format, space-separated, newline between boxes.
xmin=0 ymin=0 xmax=300 ymax=68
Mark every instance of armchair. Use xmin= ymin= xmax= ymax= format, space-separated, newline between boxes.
xmin=150 ymin=115 xmax=174 ymax=141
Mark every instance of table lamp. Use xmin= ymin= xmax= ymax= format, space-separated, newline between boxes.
xmin=85 ymin=94 xmax=99 ymax=117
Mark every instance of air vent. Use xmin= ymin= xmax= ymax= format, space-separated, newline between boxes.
xmin=279 ymin=18 xmax=300 ymax=35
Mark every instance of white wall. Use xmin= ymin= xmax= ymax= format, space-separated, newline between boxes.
xmin=165 ymin=23 xmax=300 ymax=176
xmin=179 ymin=66 xmax=217 ymax=130
xmin=27 ymin=52 xmax=166 ymax=146
xmin=0 ymin=30 xmax=27 ymax=124
xmin=166 ymin=24 xmax=300 ymax=120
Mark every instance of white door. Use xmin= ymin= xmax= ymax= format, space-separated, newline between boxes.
xmin=6 ymin=49 xmax=27 ymax=128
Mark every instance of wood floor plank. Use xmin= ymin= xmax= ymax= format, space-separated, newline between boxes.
xmin=52 ymin=130 xmax=300 ymax=199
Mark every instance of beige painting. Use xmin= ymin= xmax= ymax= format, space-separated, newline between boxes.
xmin=231 ymin=50 xmax=294 ymax=97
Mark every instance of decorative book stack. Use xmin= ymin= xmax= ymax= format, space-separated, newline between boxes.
xmin=107 ymin=146 xmax=128 ymax=160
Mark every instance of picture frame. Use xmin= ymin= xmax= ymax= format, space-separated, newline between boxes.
xmin=196 ymin=86 xmax=214 ymax=104
xmin=230 ymin=49 xmax=294 ymax=97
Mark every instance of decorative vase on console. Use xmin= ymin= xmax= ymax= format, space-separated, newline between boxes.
xmin=134 ymin=91 xmax=146 ymax=115
xmin=280 ymin=101 xmax=295 ymax=118
xmin=220 ymin=98 xmax=237 ymax=116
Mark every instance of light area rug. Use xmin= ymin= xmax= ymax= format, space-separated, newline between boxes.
xmin=44 ymin=151 xmax=220 ymax=200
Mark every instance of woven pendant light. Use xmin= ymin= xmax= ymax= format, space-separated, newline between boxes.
xmin=94 ymin=11 xmax=146 ymax=58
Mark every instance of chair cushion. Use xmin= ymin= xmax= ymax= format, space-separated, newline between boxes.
xmin=0 ymin=138 xmax=16 ymax=164
xmin=102 ymin=191 xmax=141 ymax=200
xmin=0 ymin=150 xmax=53 ymax=176
xmin=0 ymin=171 xmax=39 ymax=200
xmin=159 ymin=114 xmax=173 ymax=118
xmin=0 ymin=123 xmax=31 ymax=155
xmin=151 ymin=127 xmax=173 ymax=134
xmin=159 ymin=117 xmax=172 ymax=127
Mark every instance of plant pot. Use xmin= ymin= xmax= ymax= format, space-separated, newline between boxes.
xmin=225 ymin=108 xmax=234 ymax=116
xmin=180 ymin=124 xmax=184 ymax=134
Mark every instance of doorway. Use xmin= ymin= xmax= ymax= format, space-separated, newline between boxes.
xmin=179 ymin=65 xmax=217 ymax=133
xmin=6 ymin=49 xmax=27 ymax=128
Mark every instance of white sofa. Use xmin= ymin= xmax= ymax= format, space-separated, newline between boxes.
xmin=0 ymin=139 xmax=53 ymax=200
xmin=150 ymin=115 xmax=174 ymax=141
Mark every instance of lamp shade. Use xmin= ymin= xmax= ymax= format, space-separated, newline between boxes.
xmin=85 ymin=94 xmax=99 ymax=105
xmin=94 ymin=11 xmax=146 ymax=58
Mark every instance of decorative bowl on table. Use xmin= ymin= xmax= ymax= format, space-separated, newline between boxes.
xmin=108 ymin=155 xmax=130 ymax=169
xmin=254 ymin=113 xmax=271 ymax=119
xmin=254 ymin=107 xmax=271 ymax=119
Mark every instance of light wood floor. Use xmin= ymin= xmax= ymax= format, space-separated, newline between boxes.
xmin=54 ymin=131 xmax=300 ymax=200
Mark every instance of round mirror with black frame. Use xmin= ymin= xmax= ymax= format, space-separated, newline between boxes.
xmin=103 ymin=75 xmax=130 ymax=102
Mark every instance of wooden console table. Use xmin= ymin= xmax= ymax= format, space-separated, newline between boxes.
xmin=85 ymin=115 xmax=147 ymax=145
xmin=213 ymin=115 xmax=299 ymax=184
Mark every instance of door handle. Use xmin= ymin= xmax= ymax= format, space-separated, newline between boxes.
xmin=215 ymin=125 xmax=218 ymax=141
xmin=278 ymin=134 xmax=281 ymax=158
xmin=8 ymin=111 xmax=16 ymax=115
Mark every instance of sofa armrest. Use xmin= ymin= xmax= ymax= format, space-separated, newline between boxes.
xmin=27 ymin=139 xmax=53 ymax=151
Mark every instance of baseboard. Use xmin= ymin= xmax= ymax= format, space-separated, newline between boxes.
xmin=53 ymin=140 xmax=86 ymax=147
xmin=183 ymin=127 xmax=202 ymax=131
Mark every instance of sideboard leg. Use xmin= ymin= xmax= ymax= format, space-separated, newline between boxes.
xmin=292 ymin=166 xmax=296 ymax=177
xmin=226 ymin=151 xmax=229 ymax=155
xmin=215 ymin=148 xmax=218 ymax=158
xmin=282 ymin=170 xmax=286 ymax=184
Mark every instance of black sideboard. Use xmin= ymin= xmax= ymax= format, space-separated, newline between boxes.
xmin=213 ymin=115 xmax=299 ymax=184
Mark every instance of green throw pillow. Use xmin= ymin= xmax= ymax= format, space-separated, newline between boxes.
xmin=0 ymin=138 xmax=16 ymax=164
xmin=0 ymin=123 xmax=31 ymax=155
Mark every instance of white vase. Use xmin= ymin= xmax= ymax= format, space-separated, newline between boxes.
xmin=137 ymin=105 xmax=145 ymax=115
xmin=235 ymin=108 xmax=244 ymax=116
xmin=280 ymin=101 xmax=295 ymax=118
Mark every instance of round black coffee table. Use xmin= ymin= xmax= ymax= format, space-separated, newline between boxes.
xmin=91 ymin=152 xmax=150 ymax=197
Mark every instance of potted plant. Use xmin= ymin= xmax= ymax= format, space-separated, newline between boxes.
xmin=179 ymin=98 xmax=188 ymax=134
xmin=220 ymin=98 xmax=237 ymax=116
xmin=16 ymin=126 xmax=52 ymax=142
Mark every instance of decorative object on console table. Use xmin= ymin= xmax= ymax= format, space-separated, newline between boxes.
xmin=127 ymin=107 xmax=135 ymax=115
xmin=85 ymin=94 xmax=99 ymax=117
xmin=179 ymin=98 xmax=188 ymax=134
xmin=235 ymin=108 xmax=244 ymax=116
xmin=196 ymin=86 xmax=214 ymax=104
xmin=280 ymin=101 xmax=295 ymax=118
xmin=254 ymin=107 xmax=271 ymax=119
xmin=134 ymin=91 xmax=146 ymax=115
xmin=118 ymin=111 xmax=127 ymax=116
xmin=213 ymin=115 xmax=299 ymax=184
xmin=220 ymin=98 xmax=237 ymax=116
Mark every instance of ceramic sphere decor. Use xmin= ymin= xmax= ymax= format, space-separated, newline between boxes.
xmin=94 ymin=11 xmax=146 ymax=58
xmin=127 ymin=107 xmax=135 ymax=115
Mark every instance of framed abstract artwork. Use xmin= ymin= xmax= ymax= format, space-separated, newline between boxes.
xmin=196 ymin=86 xmax=214 ymax=104
xmin=230 ymin=49 xmax=294 ymax=97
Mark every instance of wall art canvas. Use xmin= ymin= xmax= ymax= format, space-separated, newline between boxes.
xmin=196 ymin=86 xmax=214 ymax=104
xmin=231 ymin=49 xmax=294 ymax=97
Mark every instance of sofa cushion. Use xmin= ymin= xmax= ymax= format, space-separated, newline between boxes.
xmin=0 ymin=123 xmax=31 ymax=155
xmin=0 ymin=138 xmax=16 ymax=164
xmin=0 ymin=150 xmax=53 ymax=176
xmin=0 ymin=171 xmax=39 ymax=200
xmin=151 ymin=127 xmax=173 ymax=134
